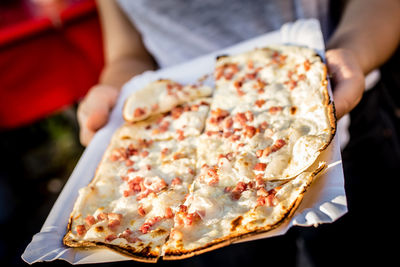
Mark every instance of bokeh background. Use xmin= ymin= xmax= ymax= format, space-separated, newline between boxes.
xmin=0 ymin=0 xmax=99 ymax=265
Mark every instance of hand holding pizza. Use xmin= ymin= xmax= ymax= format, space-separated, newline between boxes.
xmin=77 ymin=84 xmax=119 ymax=146
xmin=325 ymin=48 xmax=364 ymax=120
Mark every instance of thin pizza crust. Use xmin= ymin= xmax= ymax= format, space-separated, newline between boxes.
xmin=64 ymin=45 xmax=336 ymax=262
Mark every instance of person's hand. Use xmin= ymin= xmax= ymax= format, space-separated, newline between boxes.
xmin=325 ymin=48 xmax=365 ymax=119
xmin=77 ymin=84 xmax=119 ymax=146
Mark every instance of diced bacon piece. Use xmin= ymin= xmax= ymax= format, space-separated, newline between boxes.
xmin=269 ymin=106 xmax=283 ymax=114
xmin=223 ymin=131 xmax=233 ymax=138
xmin=139 ymin=138 xmax=153 ymax=148
xmin=173 ymin=152 xmax=184 ymax=160
xmin=97 ymin=212 xmax=108 ymax=221
xmin=127 ymin=144 xmax=139 ymax=156
xmin=109 ymin=147 xmax=128 ymax=162
xmin=174 ymin=213 xmax=185 ymax=227
xmin=224 ymin=117 xmax=233 ymax=129
xmin=165 ymin=207 xmax=174 ymax=219
xmin=120 ymin=228 xmax=132 ymax=237
xmin=108 ymin=213 xmax=123 ymax=231
xmin=273 ymin=139 xmax=286 ymax=151
xmin=188 ymin=168 xmax=195 ymax=175
xmin=244 ymin=125 xmax=256 ymax=138
xmin=140 ymin=216 xmax=162 ymax=234
xmin=298 ymin=73 xmax=306 ymax=80
xmin=136 ymin=190 xmax=154 ymax=201
xmin=119 ymin=228 xmax=141 ymax=243
xmin=257 ymin=187 xmax=269 ymax=196
xmin=304 ymin=60 xmax=311 ymax=71
xmin=138 ymin=205 xmax=146 ymax=216
xmin=171 ymin=106 xmax=184 ymax=119
xmin=206 ymin=130 xmax=222 ymax=137
xmin=256 ymin=188 xmax=277 ymax=207
xmin=263 ymin=139 xmax=287 ymax=157
xmin=230 ymin=181 xmax=248 ymax=200
xmin=287 ymin=70 xmax=295 ymax=79
xmin=259 ymin=121 xmax=269 ymax=132
xmin=257 ymin=196 xmax=266 ymax=206
xmin=255 ymin=99 xmax=266 ymax=108
xmin=256 ymin=79 xmax=267 ymax=89
xmin=218 ymin=152 xmax=234 ymax=161
xmin=85 ymin=215 xmax=96 ymax=227
xmin=176 ymin=129 xmax=185 ymax=141
xmin=190 ymin=104 xmax=200 ymax=111
xmin=205 ymin=166 xmax=219 ymax=186
xmin=142 ymin=177 xmax=167 ymax=193
xmin=128 ymin=176 xmax=144 ymax=193
xmin=125 ymin=159 xmax=134 ymax=166
xmin=184 ymin=212 xmax=201 ymax=226
xmin=127 ymin=168 xmax=137 ymax=174
xmin=235 ymin=112 xmax=248 ymax=126
xmin=256 ymin=149 xmax=264 ymax=158
xmin=155 ymin=178 xmax=168 ymax=191
xmin=230 ymin=135 xmax=240 ymax=142
xmin=134 ymin=107 xmax=146 ymax=118
xmin=263 ymin=146 xmax=273 ymax=157
xmin=234 ymin=80 xmax=245 ymax=96
xmin=235 ymin=181 xmax=247 ymax=192
xmin=286 ymin=80 xmax=297 ymax=90
xmin=158 ymin=121 xmax=170 ymax=133
xmin=233 ymin=80 xmax=243 ymax=90
xmin=123 ymin=189 xmax=134 ymax=197
xmin=171 ymin=177 xmax=182 ymax=185
xmin=246 ymin=71 xmax=257 ymax=80
xmin=140 ymin=223 xmax=151 ymax=234
xmin=151 ymin=103 xmax=159 ymax=111
xmin=254 ymin=163 xmax=267 ymax=171
xmin=245 ymin=110 xmax=254 ymax=121
xmin=161 ymin=147 xmax=169 ymax=157
xmin=224 ymin=186 xmax=233 ymax=193
xmin=266 ymin=193 xmax=276 ymax=206
xmin=76 ymin=225 xmax=86 ymax=236
xmin=105 ymin=234 xmax=117 ymax=242
xmin=179 ymin=205 xmax=188 ymax=213
xmin=210 ymin=108 xmax=230 ymax=125
xmin=255 ymin=175 xmax=265 ymax=189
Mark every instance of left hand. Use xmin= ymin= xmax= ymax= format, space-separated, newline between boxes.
xmin=325 ymin=48 xmax=365 ymax=119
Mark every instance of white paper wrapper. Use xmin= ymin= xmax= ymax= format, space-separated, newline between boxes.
xmin=22 ymin=19 xmax=347 ymax=265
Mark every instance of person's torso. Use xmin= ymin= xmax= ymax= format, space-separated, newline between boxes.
xmin=117 ymin=0 xmax=330 ymax=67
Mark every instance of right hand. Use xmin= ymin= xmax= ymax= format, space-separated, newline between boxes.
xmin=77 ymin=84 xmax=119 ymax=146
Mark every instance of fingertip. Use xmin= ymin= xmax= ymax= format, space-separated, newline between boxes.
xmin=86 ymin=106 xmax=109 ymax=131
xmin=80 ymin=127 xmax=94 ymax=147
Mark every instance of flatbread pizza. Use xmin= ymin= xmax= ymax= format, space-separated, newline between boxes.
xmin=63 ymin=45 xmax=336 ymax=262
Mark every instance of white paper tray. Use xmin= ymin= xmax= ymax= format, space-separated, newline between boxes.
xmin=22 ymin=19 xmax=347 ymax=264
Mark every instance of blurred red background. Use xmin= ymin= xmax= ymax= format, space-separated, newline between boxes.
xmin=0 ymin=0 xmax=103 ymax=129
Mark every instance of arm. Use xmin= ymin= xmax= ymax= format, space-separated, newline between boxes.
xmin=326 ymin=0 xmax=400 ymax=119
xmin=78 ymin=0 xmax=156 ymax=146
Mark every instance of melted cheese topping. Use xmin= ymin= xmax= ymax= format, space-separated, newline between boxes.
xmin=65 ymin=45 xmax=335 ymax=260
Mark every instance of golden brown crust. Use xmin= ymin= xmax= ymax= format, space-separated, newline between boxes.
xmin=63 ymin=235 xmax=160 ymax=263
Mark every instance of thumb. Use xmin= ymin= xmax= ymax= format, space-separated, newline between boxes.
xmin=86 ymin=104 xmax=110 ymax=131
